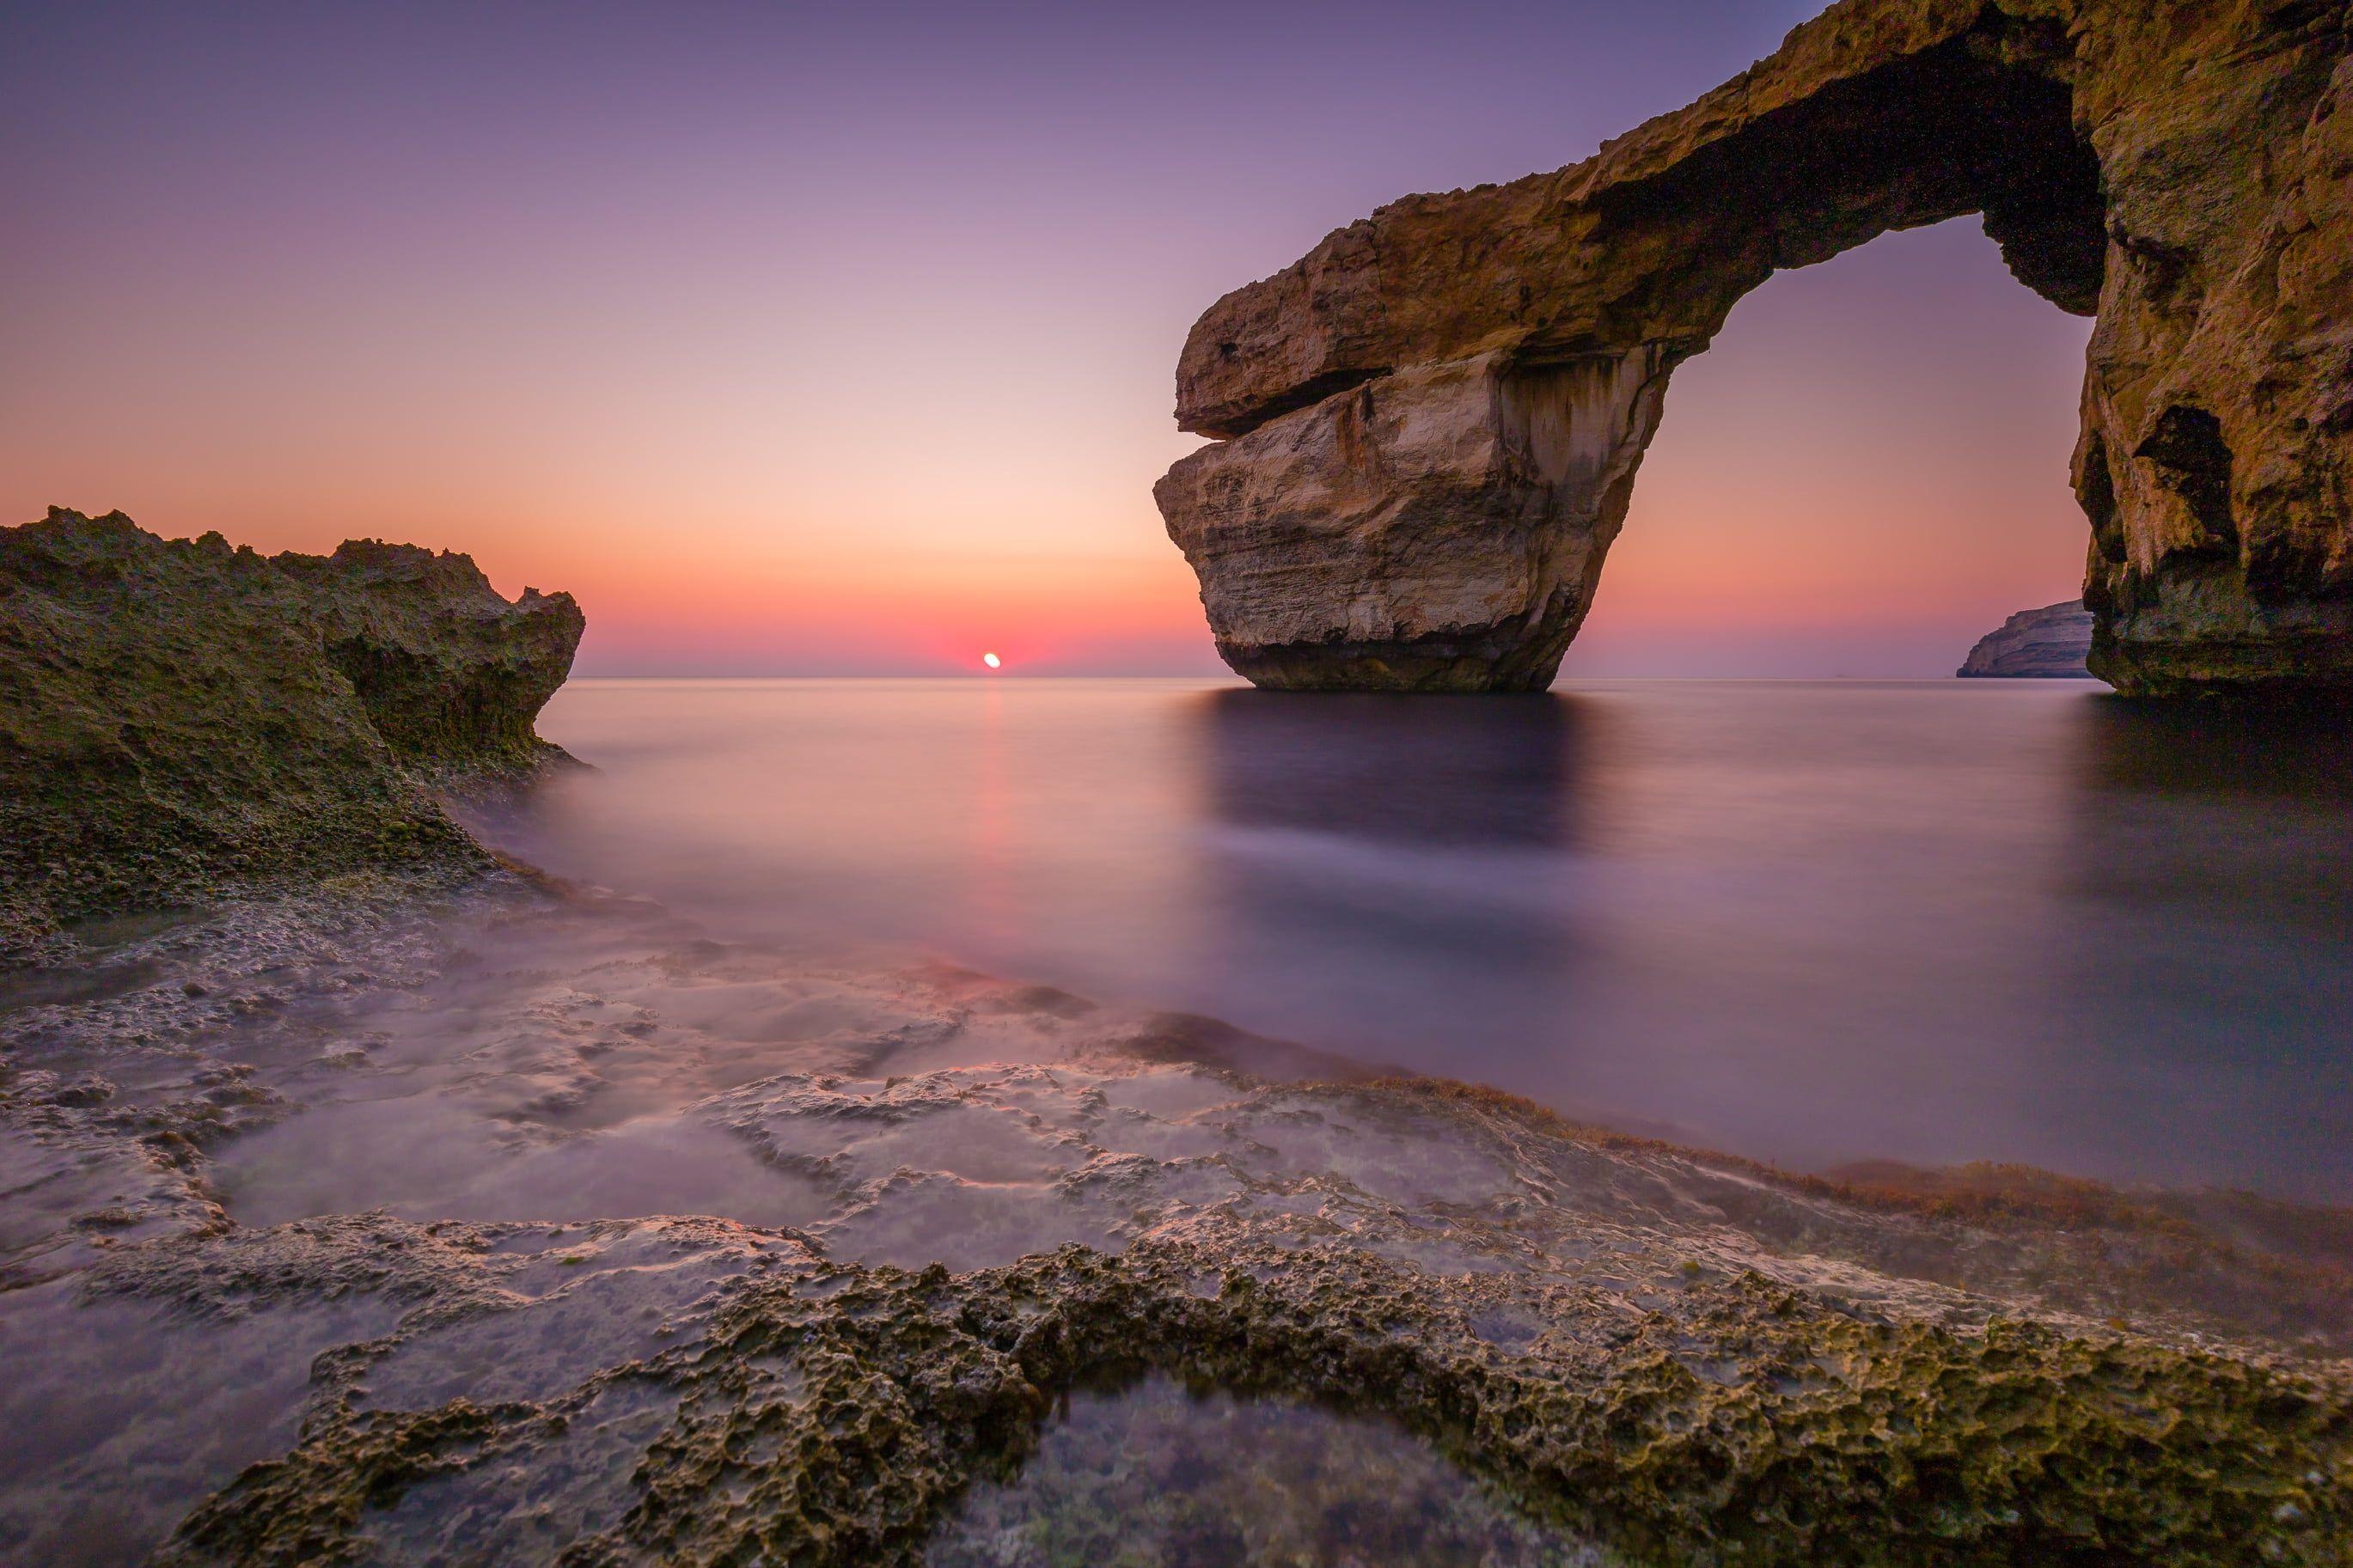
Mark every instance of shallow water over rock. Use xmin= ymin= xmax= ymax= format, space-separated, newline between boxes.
xmin=927 ymin=1374 xmax=1605 ymax=1567
xmin=0 ymin=1278 xmax=401 ymax=1566
xmin=0 ymin=880 xmax=2346 ymax=1564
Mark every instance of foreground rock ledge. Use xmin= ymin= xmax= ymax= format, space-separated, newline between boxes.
xmin=1158 ymin=0 xmax=2353 ymax=695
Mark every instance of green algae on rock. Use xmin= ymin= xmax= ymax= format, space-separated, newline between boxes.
xmin=0 ymin=508 xmax=582 ymax=957
xmin=132 ymin=1229 xmax=2353 ymax=1568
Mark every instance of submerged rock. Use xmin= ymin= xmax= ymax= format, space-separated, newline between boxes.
xmin=929 ymin=1374 xmax=1605 ymax=1565
xmin=3 ymin=882 xmax=2346 ymax=1566
xmin=0 ymin=509 xmax=582 ymax=956
xmin=1958 ymin=601 xmax=2095 ymax=677
xmin=1158 ymin=0 xmax=2353 ymax=697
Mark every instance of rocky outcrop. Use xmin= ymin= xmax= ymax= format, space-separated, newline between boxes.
xmin=0 ymin=509 xmax=583 ymax=952
xmin=1158 ymin=0 xmax=2353 ymax=696
xmin=1958 ymin=599 xmax=2095 ymax=675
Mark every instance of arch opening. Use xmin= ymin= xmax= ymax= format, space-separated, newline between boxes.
xmin=1561 ymin=218 xmax=2096 ymax=677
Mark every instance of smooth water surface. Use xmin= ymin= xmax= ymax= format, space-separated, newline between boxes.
xmin=928 ymin=1374 xmax=1598 ymax=1566
xmin=491 ymin=678 xmax=2353 ymax=1202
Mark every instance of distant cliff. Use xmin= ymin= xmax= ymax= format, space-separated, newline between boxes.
xmin=1958 ymin=601 xmax=2094 ymax=679
xmin=1948 ymin=606 xmax=2099 ymax=677
xmin=0 ymin=509 xmax=583 ymax=954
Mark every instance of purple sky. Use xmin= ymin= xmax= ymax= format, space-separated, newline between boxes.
xmin=1 ymin=2 xmax=2093 ymax=676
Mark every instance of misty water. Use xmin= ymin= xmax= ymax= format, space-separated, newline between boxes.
xmin=468 ymin=675 xmax=2353 ymax=1206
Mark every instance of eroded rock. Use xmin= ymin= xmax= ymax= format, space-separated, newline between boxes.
xmin=0 ymin=509 xmax=583 ymax=955
xmin=131 ymin=1226 xmax=2353 ymax=1568
xmin=1158 ymin=0 xmax=2353 ymax=697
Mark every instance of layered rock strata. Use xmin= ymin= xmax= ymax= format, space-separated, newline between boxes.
xmin=1958 ymin=599 xmax=2096 ymax=675
xmin=0 ymin=509 xmax=583 ymax=953
xmin=1158 ymin=0 xmax=2353 ymax=695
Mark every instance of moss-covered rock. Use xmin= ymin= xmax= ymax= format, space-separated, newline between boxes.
xmin=144 ymin=1232 xmax=2352 ymax=1567
xmin=0 ymin=509 xmax=581 ymax=955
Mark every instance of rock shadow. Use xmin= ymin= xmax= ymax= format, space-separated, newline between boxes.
xmin=1195 ymin=690 xmax=1590 ymax=851
xmin=1177 ymin=692 xmax=1598 ymax=1076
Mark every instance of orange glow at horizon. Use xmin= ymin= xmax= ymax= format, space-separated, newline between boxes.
xmin=3 ymin=217 xmax=2088 ymax=680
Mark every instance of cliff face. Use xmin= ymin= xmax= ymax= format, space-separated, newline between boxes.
xmin=1959 ymin=600 xmax=2096 ymax=676
xmin=1158 ymin=0 xmax=2353 ymax=696
xmin=0 ymin=509 xmax=583 ymax=950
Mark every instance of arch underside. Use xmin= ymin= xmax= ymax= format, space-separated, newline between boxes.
xmin=1157 ymin=0 xmax=2353 ymax=696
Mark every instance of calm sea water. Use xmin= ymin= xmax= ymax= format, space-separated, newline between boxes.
xmin=489 ymin=678 xmax=2353 ymax=1204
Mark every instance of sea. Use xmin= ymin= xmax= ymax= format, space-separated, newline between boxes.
xmin=476 ymin=675 xmax=2353 ymax=1205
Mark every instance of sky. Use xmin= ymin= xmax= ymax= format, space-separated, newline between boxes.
xmin=1 ymin=1 xmax=2094 ymax=678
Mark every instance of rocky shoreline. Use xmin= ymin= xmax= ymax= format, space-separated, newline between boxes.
xmin=3 ymin=873 xmax=2348 ymax=1565
xmin=3 ymin=510 xmax=2350 ymax=1564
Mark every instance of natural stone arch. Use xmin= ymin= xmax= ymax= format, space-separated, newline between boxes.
xmin=1156 ymin=0 xmax=2353 ymax=695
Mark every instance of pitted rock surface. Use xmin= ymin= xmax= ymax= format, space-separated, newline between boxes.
xmin=3 ymin=882 xmax=2348 ymax=1565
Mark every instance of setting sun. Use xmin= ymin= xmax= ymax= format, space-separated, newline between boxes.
xmin=982 ymin=652 xmax=1002 ymax=669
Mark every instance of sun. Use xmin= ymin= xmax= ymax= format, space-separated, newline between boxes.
xmin=981 ymin=651 xmax=1002 ymax=670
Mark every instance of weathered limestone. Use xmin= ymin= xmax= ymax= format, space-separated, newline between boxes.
xmin=1158 ymin=0 xmax=2353 ymax=695
xmin=1959 ymin=600 xmax=2095 ymax=675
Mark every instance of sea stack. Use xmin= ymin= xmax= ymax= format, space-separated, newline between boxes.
xmin=1958 ymin=601 xmax=2095 ymax=678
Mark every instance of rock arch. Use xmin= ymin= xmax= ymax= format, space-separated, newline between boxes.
xmin=1155 ymin=0 xmax=2353 ymax=695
